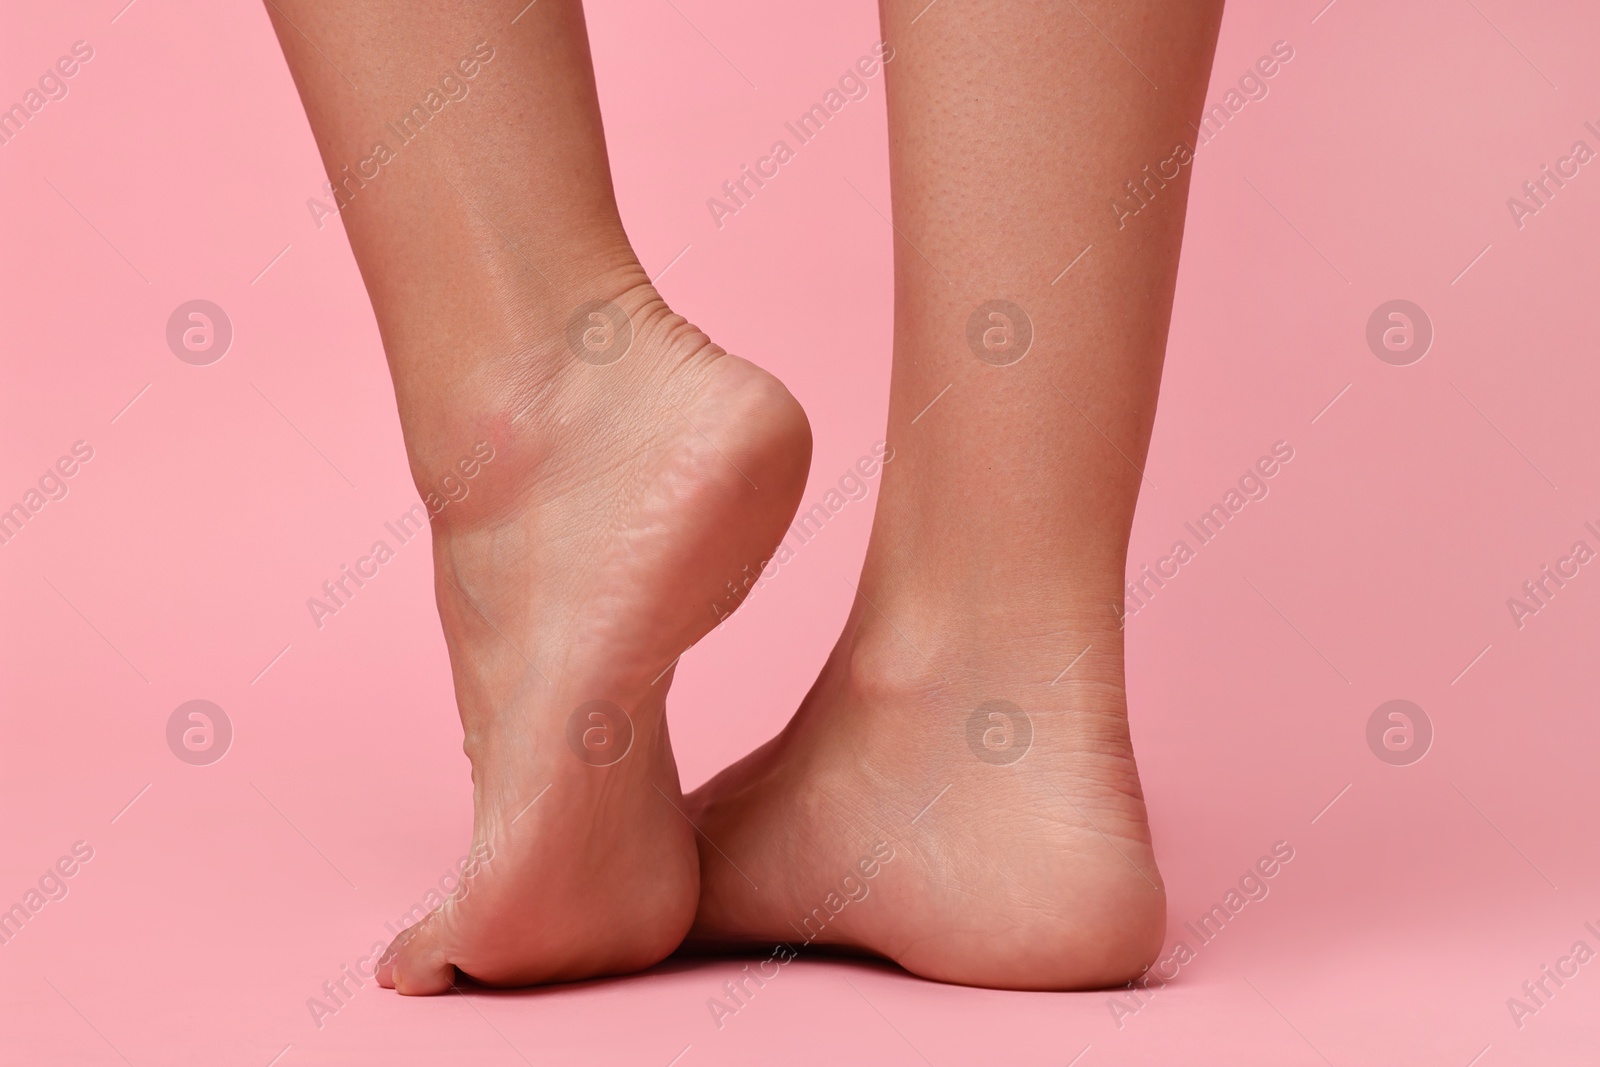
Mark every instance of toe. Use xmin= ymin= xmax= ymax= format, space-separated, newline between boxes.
xmin=377 ymin=917 xmax=458 ymax=996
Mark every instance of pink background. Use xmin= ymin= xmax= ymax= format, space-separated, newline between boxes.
xmin=4 ymin=0 xmax=1599 ymax=1063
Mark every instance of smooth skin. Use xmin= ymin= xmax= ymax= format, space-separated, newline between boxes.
xmin=266 ymin=0 xmax=1223 ymax=992
xmin=687 ymin=0 xmax=1225 ymax=989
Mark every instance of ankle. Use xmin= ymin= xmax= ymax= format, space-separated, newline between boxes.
xmin=395 ymin=266 xmax=728 ymax=524
xmin=839 ymin=597 xmax=1130 ymax=708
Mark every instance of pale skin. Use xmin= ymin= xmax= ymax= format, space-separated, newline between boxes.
xmin=266 ymin=0 xmax=1224 ymax=993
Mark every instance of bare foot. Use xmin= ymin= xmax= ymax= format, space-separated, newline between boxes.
xmin=377 ymin=272 xmax=811 ymax=993
xmin=685 ymin=604 xmax=1165 ymax=991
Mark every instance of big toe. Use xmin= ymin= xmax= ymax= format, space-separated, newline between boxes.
xmin=377 ymin=917 xmax=457 ymax=996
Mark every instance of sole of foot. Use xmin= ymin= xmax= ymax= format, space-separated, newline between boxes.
xmin=377 ymin=275 xmax=813 ymax=993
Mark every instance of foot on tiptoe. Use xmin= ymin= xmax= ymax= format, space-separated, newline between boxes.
xmin=376 ymin=271 xmax=812 ymax=993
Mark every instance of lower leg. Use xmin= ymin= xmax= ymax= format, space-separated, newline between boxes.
xmin=689 ymin=0 xmax=1224 ymax=988
xmin=266 ymin=0 xmax=811 ymax=992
